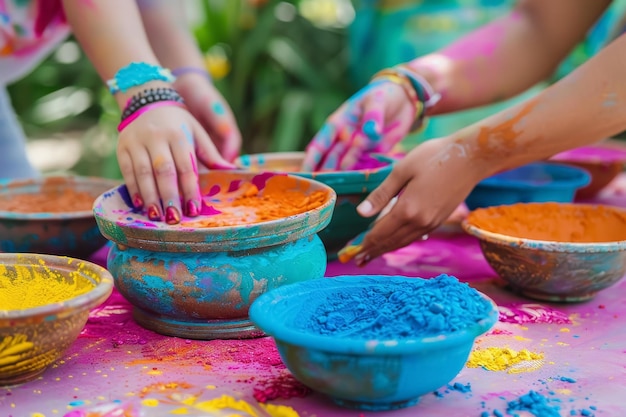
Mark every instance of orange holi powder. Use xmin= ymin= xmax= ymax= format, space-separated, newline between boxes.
xmin=0 ymin=188 xmax=95 ymax=213
xmin=467 ymin=203 xmax=626 ymax=243
xmin=181 ymin=177 xmax=328 ymax=228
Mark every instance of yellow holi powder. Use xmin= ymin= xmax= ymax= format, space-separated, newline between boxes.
xmin=560 ymin=328 xmax=571 ymax=332
xmin=467 ymin=347 xmax=544 ymax=374
xmin=141 ymin=398 xmax=160 ymax=407
xmin=192 ymin=395 xmax=300 ymax=417
xmin=0 ymin=261 xmax=95 ymax=310
xmin=513 ymin=335 xmax=531 ymax=342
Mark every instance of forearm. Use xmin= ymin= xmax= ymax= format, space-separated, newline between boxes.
xmin=138 ymin=0 xmax=206 ymax=73
xmin=62 ymin=0 xmax=169 ymax=109
xmin=457 ymin=33 xmax=626 ymax=177
xmin=406 ymin=0 xmax=610 ymax=115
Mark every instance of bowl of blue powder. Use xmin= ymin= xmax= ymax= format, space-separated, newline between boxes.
xmin=249 ymin=274 xmax=498 ymax=411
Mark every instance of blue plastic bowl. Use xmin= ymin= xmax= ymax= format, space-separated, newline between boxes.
xmin=465 ymin=162 xmax=591 ymax=210
xmin=249 ymin=275 xmax=498 ymax=411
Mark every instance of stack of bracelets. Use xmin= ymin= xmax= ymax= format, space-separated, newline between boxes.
xmin=371 ymin=64 xmax=441 ymax=134
xmin=106 ymin=62 xmax=211 ymax=132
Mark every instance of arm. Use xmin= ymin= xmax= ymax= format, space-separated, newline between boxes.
xmin=351 ymin=30 xmax=626 ymax=264
xmin=411 ymin=0 xmax=612 ymax=115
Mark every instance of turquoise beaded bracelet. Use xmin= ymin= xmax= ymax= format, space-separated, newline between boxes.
xmin=106 ymin=62 xmax=176 ymax=95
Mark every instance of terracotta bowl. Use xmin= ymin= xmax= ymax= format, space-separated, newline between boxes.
xmin=0 ymin=176 xmax=121 ymax=259
xmin=93 ymin=171 xmax=336 ymax=340
xmin=550 ymin=142 xmax=626 ymax=199
xmin=0 ymin=253 xmax=113 ymax=386
xmin=236 ymin=152 xmax=394 ymax=259
xmin=463 ymin=202 xmax=626 ymax=302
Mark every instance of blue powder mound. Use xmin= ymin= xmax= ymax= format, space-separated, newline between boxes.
xmin=506 ymin=390 xmax=561 ymax=417
xmin=301 ymin=274 xmax=492 ymax=339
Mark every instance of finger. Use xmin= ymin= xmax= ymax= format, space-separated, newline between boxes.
xmin=117 ymin=149 xmax=143 ymax=210
xmin=357 ymin=222 xmax=429 ymax=266
xmin=148 ymin=145 xmax=181 ymax=225
xmin=318 ymin=124 xmax=361 ymax=171
xmin=193 ymin=118 xmax=237 ymax=170
xmin=356 ymin=165 xmax=409 ymax=218
xmin=302 ymin=123 xmax=338 ymax=171
xmin=359 ymin=89 xmax=386 ymax=150
xmin=200 ymin=98 xmax=242 ymax=162
xmin=172 ymin=124 xmax=202 ymax=218
xmin=131 ymin=148 xmax=162 ymax=222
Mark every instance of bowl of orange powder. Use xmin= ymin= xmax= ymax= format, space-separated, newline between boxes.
xmin=235 ymin=152 xmax=394 ymax=259
xmin=93 ymin=171 xmax=336 ymax=340
xmin=0 ymin=176 xmax=121 ymax=259
xmin=0 ymin=253 xmax=113 ymax=386
xmin=463 ymin=202 xmax=626 ymax=302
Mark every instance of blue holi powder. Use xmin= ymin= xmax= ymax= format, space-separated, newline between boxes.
xmin=181 ymin=124 xmax=194 ymax=145
xmin=362 ymin=119 xmax=380 ymax=141
xmin=301 ymin=274 xmax=492 ymax=339
xmin=580 ymin=409 xmax=595 ymax=416
xmin=506 ymin=390 xmax=561 ymax=417
xmin=212 ymin=102 xmax=225 ymax=115
xmin=480 ymin=412 xmax=490 ymax=417
xmin=493 ymin=410 xmax=504 ymax=417
xmin=449 ymin=382 xmax=471 ymax=393
xmin=559 ymin=376 xmax=577 ymax=383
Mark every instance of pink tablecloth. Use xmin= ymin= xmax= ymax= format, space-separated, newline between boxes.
xmin=4 ymin=175 xmax=626 ymax=417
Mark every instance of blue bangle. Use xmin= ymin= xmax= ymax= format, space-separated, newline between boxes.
xmin=106 ymin=62 xmax=176 ymax=95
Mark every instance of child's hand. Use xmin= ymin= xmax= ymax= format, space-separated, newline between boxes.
xmin=301 ymin=79 xmax=417 ymax=172
xmin=116 ymin=105 xmax=235 ymax=224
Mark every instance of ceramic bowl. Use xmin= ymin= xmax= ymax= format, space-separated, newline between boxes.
xmin=0 ymin=253 xmax=113 ymax=386
xmin=465 ymin=162 xmax=591 ymax=210
xmin=93 ymin=171 xmax=336 ymax=340
xmin=235 ymin=152 xmax=394 ymax=259
xmin=463 ymin=202 xmax=626 ymax=302
xmin=249 ymin=275 xmax=497 ymax=411
xmin=0 ymin=176 xmax=121 ymax=259
xmin=550 ymin=142 xmax=626 ymax=199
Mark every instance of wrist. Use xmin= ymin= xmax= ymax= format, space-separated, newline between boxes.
xmin=114 ymin=80 xmax=174 ymax=110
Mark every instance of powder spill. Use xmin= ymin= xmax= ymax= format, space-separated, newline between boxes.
xmin=0 ymin=261 xmax=95 ymax=310
xmin=301 ymin=275 xmax=493 ymax=339
xmin=498 ymin=304 xmax=571 ymax=325
xmin=252 ymin=371 xmax=312 ymax=403
xmin=506 ymin=390 xmax=561 ymax=417
xmin=0 ymin=188 xmax=95 ymax=213
xmin=467 ymin=347 xmax=544 ymax=373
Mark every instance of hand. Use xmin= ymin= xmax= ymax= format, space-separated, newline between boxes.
xmin=174 ymin=73 xmax=242 ymax=162
xmin=348 ymin=136 xmax=487 ymax=265
xmin=302 ymin=78 xmax=417 ymax=172
xmin=117 ymin=105 xmax=235 ymax=225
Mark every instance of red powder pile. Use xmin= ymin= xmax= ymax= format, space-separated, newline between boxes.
xmin=0 ymin=189 xmax=95 ymax=213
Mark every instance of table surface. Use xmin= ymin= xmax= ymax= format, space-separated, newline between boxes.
xmin=4 ymin=175 xmax=626 ymax=417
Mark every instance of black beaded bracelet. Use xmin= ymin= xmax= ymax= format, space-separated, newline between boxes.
xmin=121 ymin=87 xmax=185 ymax=121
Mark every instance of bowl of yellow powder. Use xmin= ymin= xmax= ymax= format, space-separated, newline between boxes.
xmin=0 ymin=253 xmax=114 ymax=386
xmin=0 ymin=175 xmax=121 ymax=259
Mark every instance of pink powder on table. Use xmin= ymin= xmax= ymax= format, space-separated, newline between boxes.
xmin=498 ymin=303 xmax=571 ymax=325
xmin=253 ymin=370 xmax=312 ymax=403
xmin=552 ymin=146 xmax=626 ymax=164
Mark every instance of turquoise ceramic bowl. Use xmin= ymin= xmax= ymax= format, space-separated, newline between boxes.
xmin=93 ymin=171 xmax=336 ymax=340
xmin=236 ymin=152 xmax=395 ymax=259
xmin=465 ymin=162 xmax=591 ymax=210
xmin=249 ymin=275 xmax=497 ymax=411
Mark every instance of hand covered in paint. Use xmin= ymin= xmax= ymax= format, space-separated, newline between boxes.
xmin=302 ymin=78 xmax=417 ymax=172
xmin=344 ymin=136 xmax=487 ymax=265
xmin=174 ymin=72 xmax=242 ymax=162
xmin=117 ymin=105 xmax=235 ymax=225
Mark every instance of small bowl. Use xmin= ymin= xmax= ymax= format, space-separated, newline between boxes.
xmin=550 ymin=142 xmax=626 ymax=199
xmin=0 ymin=253 xmax=113 ymax=386
xmin=249 ymin=275 xmax=497 ymax=411
xmin=0 ymin=176 xmax=121 ymax=259
xmin=94 ymin=171 xmax=336 ymax=340
xmin=463 ymin=202 xmax=626 ymax=302
xmin=465 ymin=162 xmax=591 ymax=210
xmin=236 ymin=152 xmax=394 ymax=258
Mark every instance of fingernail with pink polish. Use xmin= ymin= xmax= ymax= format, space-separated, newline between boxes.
xmin=147 ymin=205 xmax=162 ymax=221
xmin=132 ymin=194 xmax=144 ymax=209
xmin=357 ymin=200 xmax=373 ymax=216
xmin=165 ymin=206 xmax=181 ymax=224
xmin=186 ymin=200 xmax=199 ymax=217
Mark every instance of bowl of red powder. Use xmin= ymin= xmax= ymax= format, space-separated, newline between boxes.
xmin=463 ymin=202 xmax=626 ymax=302
xmin=93 ymin=171 xmax=336 ymax=340
xmin=236 ymin=152 xmax=394 ymax=259
xmin=0 ymin=253 xmax=113 ymax=386
xmin=0 ymin=176 xmax=121 ymax=259
xmin=550 ymin=141 xmax=626 ymax=199
xmin=249 ymin=274 xmax=498 ymax=411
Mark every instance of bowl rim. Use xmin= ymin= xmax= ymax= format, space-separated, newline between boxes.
xmin=0 ymin=175 xmax=122 ymax=220
xmin=476 ymin=162 xmax=591 ymax=190
xmin=249 ymin=275 xmax=498 ymax=355
xmin=0 ymin=253 xmax=114 ymax=323
xmin=462 ymin=203 xmax=626 ymax=252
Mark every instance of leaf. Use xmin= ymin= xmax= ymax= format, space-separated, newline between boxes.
xmin=270 ymin=90 xmax=312 ymax=152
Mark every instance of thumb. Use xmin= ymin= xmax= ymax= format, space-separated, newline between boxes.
xmin=191 ymin=118 xmax=237 ymax=170
xmin=357 ymin=168 xmax=408 ymax=218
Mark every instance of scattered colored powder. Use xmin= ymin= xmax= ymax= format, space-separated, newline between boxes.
xmin=466 ymin=203 xmax=626 ymax=243
xmin=0 ymin=261 xmax=95 ymax=310
xmin=559 ymin=376 xmax=577 ymax=383
xmin=493 ymin=410 xmax=504 ymax=417
xmin=180 ymin=177 xmax=328 ymax=228
xmin=467 ymin=347 xmax=544 ymax=373
xmin=0 ymin=188 xmax=95 ymax=213
xmin=449 ymin=382 xmax=471 ymax=393
xmin=253 ymin=371 xmax=311 ymax=403
xmin=300 ymin=275 xmax=493 ymax=339
xmin=506 ymin=390 xmax=561 ymax=417
xmin=192 ymin=394 xmax=300 ymax=417
xmin=498 ymin=303 xmax=571 ymax=324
